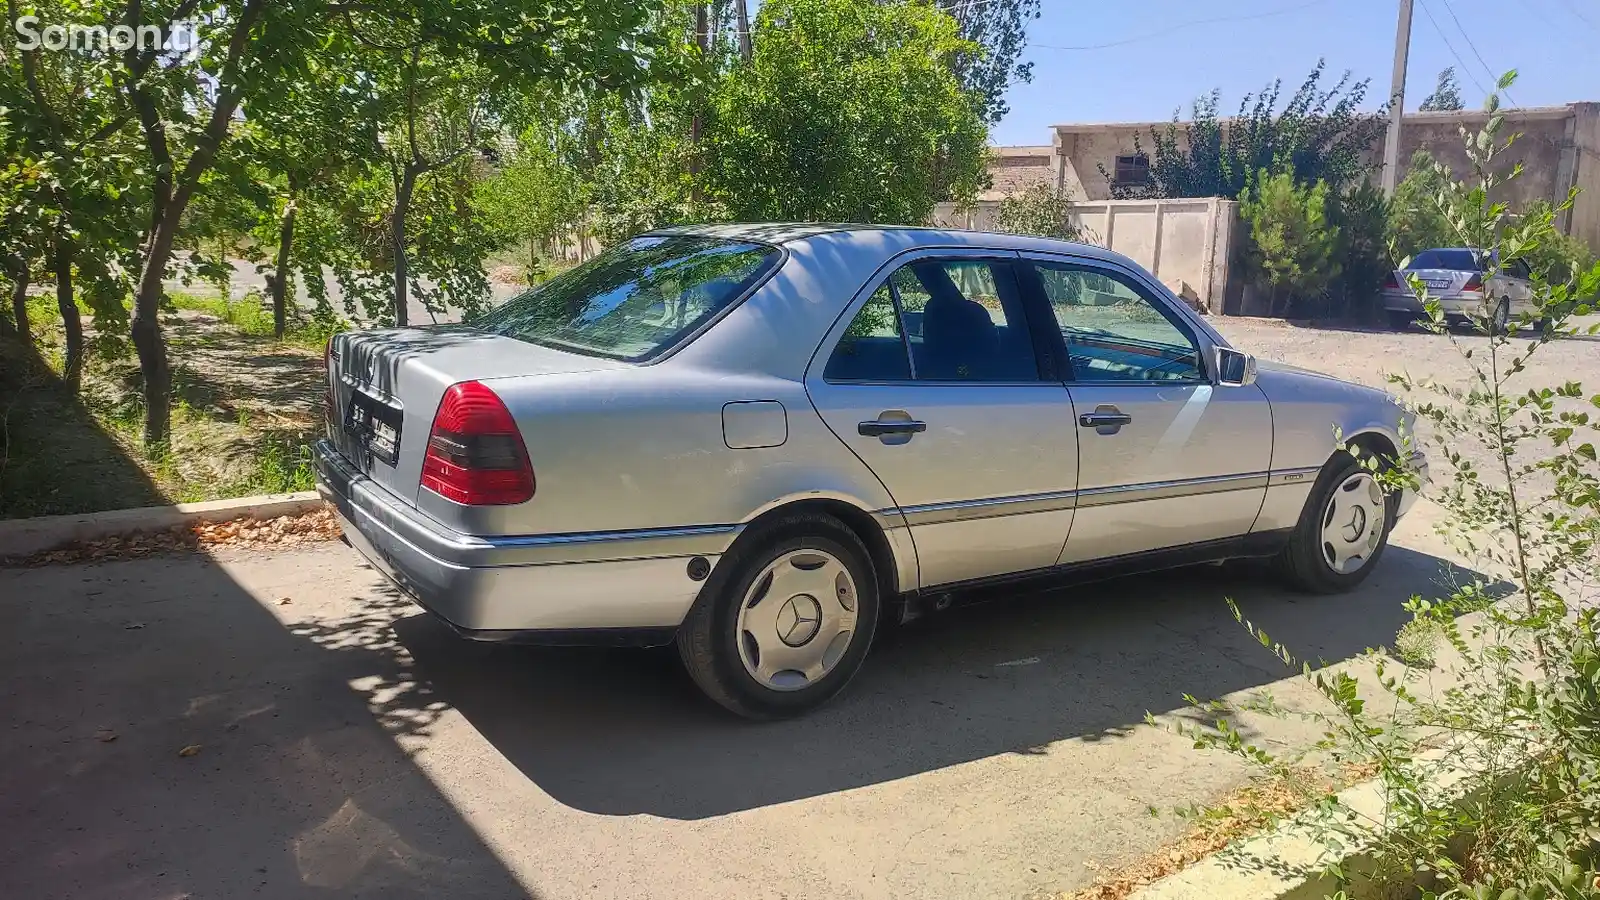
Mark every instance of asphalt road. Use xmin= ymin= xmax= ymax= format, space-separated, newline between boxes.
xmin=0 ymin=501 xmax=1470 ymax=900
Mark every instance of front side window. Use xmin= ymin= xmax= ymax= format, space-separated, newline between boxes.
xmin=1032 ymin=263 xmax=1203 ymax=383
xmin=471 ymin=235 xmax=780 ymax=361
xmin=824 ymin=259 xmax=1041 ymax=383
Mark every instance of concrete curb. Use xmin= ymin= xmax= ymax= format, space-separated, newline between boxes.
xmin=1129 ymin=748 xmax=1469 ymax=900
xmin=0 ymin=491 xmax=326 ymax=559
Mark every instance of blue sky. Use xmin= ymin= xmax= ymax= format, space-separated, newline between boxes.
xmin=990 ymin=0 xmax=1600 ymax=145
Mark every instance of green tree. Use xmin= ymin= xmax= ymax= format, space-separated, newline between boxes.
xmin=1109 ymin=61 xmax=1387 ymax=201
xmin=1387 ymin=149 xmax=1454 ymax=258
xmin=931 ymin=0 xmax=1042 ymax=126
xmin=1239 ymin=169 xmax=1342 ymax=316
xmin=705 ymin=0 xmax=987 ymax=224
xmin=478 ymin=124 xmax=588 ymax=281
xmin=992 ymin=182 xmax=1088 ymax=242
xmin=1419 ymin=66 xmax=1465 ymax=111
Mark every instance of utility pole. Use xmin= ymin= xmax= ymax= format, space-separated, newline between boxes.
xmin=1382 ymin=0 xmax=1415 ymax=196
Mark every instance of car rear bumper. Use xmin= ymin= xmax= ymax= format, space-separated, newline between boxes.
xmin=313 ymin=439 xmax=730 ymax=640
xmin=1382 ymin=289 xmax=1489 ymax=317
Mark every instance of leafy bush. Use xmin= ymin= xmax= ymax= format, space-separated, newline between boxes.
xmin=992 ymin=183 xmax=1091 ymax=242
xmin=1104 ymin=61 xmax=1386 ymax=201
xmin=1520 ymin=199 xmax=1597 ymax=287
xmin=1238 ymin=169 xmax=1341 ymax=316
xmin=1174 ymin=74 xmax=1600 ymax=897
xmin=1388 ymin=149 xmax=1455 ymax=260
xmin=1330 ymin=179 xmax=1393 ymax=319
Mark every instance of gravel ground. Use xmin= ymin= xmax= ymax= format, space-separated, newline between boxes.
xmin=1211 ymin=315 xmax=1600 ymax=476
xmin=1212 ymin=315 xmax=1600 ymax=395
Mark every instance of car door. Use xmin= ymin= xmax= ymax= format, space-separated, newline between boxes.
xmin=806 ymin=249 xmax=1079 ymax=589
xmin=1504 ymin=257 xmax=1535 ymax=316
xmin=1016 ymin=254 xmax=1273 ymax=564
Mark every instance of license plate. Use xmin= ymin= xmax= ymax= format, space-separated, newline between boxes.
xmin=1422 ymin=278 xmax=1453 ymax=290
xmin=344 ymin=390 xmax=402 ymax=467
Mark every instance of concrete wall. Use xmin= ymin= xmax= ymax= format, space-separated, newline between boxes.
xmin=1044 ymin=104 xmax=1600 ymax=250
xmin=931 ymin=197 xmax=1241 ymax=312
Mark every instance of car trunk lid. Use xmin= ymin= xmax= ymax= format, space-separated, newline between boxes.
xmin=326 ymin=327 xmax=625 ymax=506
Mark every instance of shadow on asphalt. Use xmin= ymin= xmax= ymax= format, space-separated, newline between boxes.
xmin=382 ymin=543 xmax=1481 ymax=821
xmin=0 ymin=554 xmax=531 ymax=900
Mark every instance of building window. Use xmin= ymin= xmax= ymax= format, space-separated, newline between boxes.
xmin=1113 ymin=154 xmax=1150 ymax=186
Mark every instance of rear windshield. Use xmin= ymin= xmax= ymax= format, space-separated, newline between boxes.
xmin=471 ymin=235 xmax=781 ymax=361
xmin=1408 ymin=249 xmax=1483 ymax=272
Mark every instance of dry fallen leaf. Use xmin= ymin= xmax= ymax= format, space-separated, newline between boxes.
xmin=7 ymin=507 xmax=341 ymax=567
xmin=177 ymin=744 xmax=202 ymax=758
xmin=123 ymin=621 xmax=146 ymax=630
xmin=94 ymin=728 xmax=118 ymax=743
xmin=277 ymin=597 xmax=292 ymax=606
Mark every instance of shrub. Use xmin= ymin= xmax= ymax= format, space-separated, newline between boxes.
xmin=1238 ymin=169 xmax=1341 ymax=316
xmin=992 ymin=183 xmax=1091 ymax=243
xmin=1172 ymin=73 xmax=1600 ymax=895
xmin=1330 ymin=179 xmax=1392 ymax=320
xmin=1388 ymin=149 xmax=1455 ymax=259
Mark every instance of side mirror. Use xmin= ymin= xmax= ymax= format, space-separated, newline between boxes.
xmin=1215 ymin=346 xmax=1257 ymax=387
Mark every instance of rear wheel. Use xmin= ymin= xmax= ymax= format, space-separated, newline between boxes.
xmin=677 ymin=511 xmax=880 ymax=719
xmin=1276 ymin=455 xmax=1395 ymax=593
xmin=1387 ymin=311 xmax=1415 ymax=332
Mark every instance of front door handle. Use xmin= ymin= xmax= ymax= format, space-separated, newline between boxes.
xmin=859 ymin=419 xmax=928 ymax=437
xmin=1079 ymin=406 xmax=1132 ymax=434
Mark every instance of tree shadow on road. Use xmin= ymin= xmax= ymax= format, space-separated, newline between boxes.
xmin=383 ymin=543 xmax=1480 ymax=821
xmin=0 ymin=552 xmax=533 ymax=900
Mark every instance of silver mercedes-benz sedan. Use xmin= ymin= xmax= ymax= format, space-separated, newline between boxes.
xmin=316 ymin=224 xmax=1426 ymax=718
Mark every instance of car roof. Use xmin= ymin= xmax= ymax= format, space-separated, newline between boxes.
xmin=646 ymin=221 xmax=1120 ymax=261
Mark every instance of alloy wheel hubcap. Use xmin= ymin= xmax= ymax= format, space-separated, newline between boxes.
xmin=735 ymin=549 xmax=858 ymax=692
xmin=1320 ymin=472 xmax=1385 ymax=575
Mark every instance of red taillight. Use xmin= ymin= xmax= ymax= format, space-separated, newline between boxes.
xmin=1384 ymin=272 xmax=1399 ymax=289
xmin=420 ymin=381 xmax=534 ymax=506
xmin=1463 ymin=273 xmax=1484 ymax=291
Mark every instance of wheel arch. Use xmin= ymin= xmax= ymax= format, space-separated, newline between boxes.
xmin=735 ymin=496 xmax=913 ymax=613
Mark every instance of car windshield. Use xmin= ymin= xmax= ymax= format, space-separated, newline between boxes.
xmin=470 ymin=235 xmax=781 ymax=361
xmin=1408 ymin=249 xmax=1483 ymax=272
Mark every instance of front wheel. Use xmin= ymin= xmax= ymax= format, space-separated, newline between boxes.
xmin=1276 ymin=455 xmax=1395 ymax=593
xmin=677 ymin=511 xmax=880 ymax=719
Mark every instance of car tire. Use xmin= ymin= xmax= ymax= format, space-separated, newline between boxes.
xmin=1275 ymin=454 xmax=1397 ymax=594
xmin=1387 ymin=311 xmax=1414 ymax=332
xmin=676 ymin=511 xmax=880 ymax=719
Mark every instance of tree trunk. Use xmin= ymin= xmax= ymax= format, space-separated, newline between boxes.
xmin=271 ymin=198 xmax=297 ymax=339
xmin=132 ymin=216 xmax=179 ymax=450
xmin=7 ymin=268 xmax=28 ymax=342
xmin=52 ymin=233 xmax=83 ymax=391
xmin=393 ymin=166 xmax=418 ymax=327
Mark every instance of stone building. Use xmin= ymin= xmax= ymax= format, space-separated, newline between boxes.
xmin=984 ymin=102 xmax=1600 ymax=249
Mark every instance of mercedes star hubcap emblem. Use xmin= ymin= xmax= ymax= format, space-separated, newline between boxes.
xmin=776 ymin=594 xmax=823 ymax=648
xmin=1343 ymin=505 xmax=1368 ymax=542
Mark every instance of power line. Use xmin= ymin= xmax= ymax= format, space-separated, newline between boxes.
xmin=1436 ymin=0 xmax=1513 ymax=101
xmin=1554 ymin=0 xmax=1597 ymax=30
xmin=1027 ymin=0 xmax=1328 ymax=51
xmin=1415 ymin=0 xmax=1490 ymax=97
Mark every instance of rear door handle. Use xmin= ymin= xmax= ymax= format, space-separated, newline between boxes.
xmin=859 ymin=419 xmax=928 ymax=437
xmin=1079 ymin=407 xmax=1132 ymax=433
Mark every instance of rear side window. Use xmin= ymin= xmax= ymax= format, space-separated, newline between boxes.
xmin=824 ymin=285 xmax=910 ymax=381
xmin=824 ymin=259 xmax=1041 ymax=383
xmin=471 ymin=235 xmax=780 ymax=361
xmin=1409 ymin=249 xmax=1482 ymax=272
